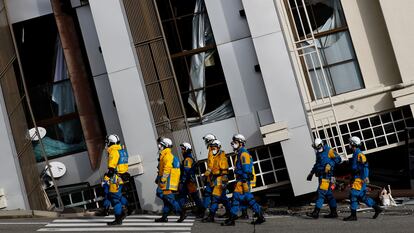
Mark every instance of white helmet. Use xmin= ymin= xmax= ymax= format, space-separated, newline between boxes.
xmin=180 ymin=142 xmax=192 ymax=152
xmin=312 ymin=138 xmax=323 ymax=150
xmin=105 ymin=134 xmax=120 ymax=147
xmin=349 ymin=136 xmax=361 ymax=147
xmin=203 ymin=133 xmax=216 ymax=148
xmin=232 ymin=134 xmax=246 ymax=144
xmin=159 ymin=137 xmax=173 ymax=149
xmin=210 ymin=139 xmax=221 ymax=148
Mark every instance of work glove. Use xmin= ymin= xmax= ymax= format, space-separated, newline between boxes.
xmin=306 ymin=173 xmax=313 ymax=181
xmin=248 ymin=173 xmax=254 ymax=181
xmin=364 ymin=177 xmax=370 ymax=184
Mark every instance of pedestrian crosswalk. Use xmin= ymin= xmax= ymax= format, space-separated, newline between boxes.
xmin=37 ymin=215 xmax=195 ymax=232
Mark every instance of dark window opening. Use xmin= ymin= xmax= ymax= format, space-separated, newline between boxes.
xmin=155 ymin=0 xmax=234 ymax=125
xmin=13 ymin=14 xmax=87 ymax=162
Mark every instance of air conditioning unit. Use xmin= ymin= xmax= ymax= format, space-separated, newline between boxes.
xmin=128 ymin=154 xmax=144 ymax=176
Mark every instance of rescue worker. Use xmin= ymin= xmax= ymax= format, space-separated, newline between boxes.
xmin=343 ymin=136 xmax=382 ymax=221
xmin=106 ymin=135 xmax=133 ymax=212
xmin=222 ymin=134 xmax=265 ymax=226
xmin=238 ymin=166 xmax=257 ymax=220
xmin=200 ymin=133 xmax=217 ymax=217
xmin=202 ymin=140 xmax=231 ymax=222
xmin=105 ymin=174 xmax=126 ymax=225
xmin=306 ymin=138 xmax=342 ymax=219
xmin=100 ymin=177 xmax=111 ymax=216
xmin=155 ymin=137 xmax=186 ymax=223
xmin=177 ymin=142 xmax=204 ymax=216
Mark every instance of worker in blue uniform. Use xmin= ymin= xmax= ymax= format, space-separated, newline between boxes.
xmin=105 ymin=174 xmax=125 ymax=225
xmin=343 ymin=136 xmax=382 ymax=221
xmin=306 ymin=138 xmax=342 ymax=219
xmin=222 ymin=134 xmax=265 ymax=226
xmin=177 ymin=142 xmax=204 ymax=216
xmin=155 ymin=137 xmax=186 ymax=223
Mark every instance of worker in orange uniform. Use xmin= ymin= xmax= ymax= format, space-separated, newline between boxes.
xmin=202 ymin=140 xmax=231 ymax=222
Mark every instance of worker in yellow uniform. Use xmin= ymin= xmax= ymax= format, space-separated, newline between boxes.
xmin=199 ymin=133 xmax=217 ymax=218
xmin=202 ymin=140 xmax=231 ymax=222
xmin=105 ymin=135 xmax=133 ymax=214
xmin=155 ymin=137 xmax=186 ymax=223
xmin=104 ymin=134 xmax=130 ymax=225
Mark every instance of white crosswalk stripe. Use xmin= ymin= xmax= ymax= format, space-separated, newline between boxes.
xmin=37 ymin=215 xmax=194 ymax=232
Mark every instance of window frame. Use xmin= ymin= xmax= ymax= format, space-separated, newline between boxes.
xmin=284 ymin=0 xmax=364 ymax=101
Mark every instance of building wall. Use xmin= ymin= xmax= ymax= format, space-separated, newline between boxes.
xmin=274 ymin=0 xmax=407 ymax=128
xmin=5 ymin=0 xmax=52 ymax=24
xmin=341 ymin=0 xmax=402 ymax=89
xmin=0 ymin=84 xmax=29 ymax=210
xmin=379 ymin=0 xmax=414 ymax=84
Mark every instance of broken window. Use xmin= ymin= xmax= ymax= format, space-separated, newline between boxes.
xmin=286 ymin=0 xmax=364 ymax=100
xmin=13 ymin=15 xmax=86 ymax=161
xmin=156 ymin=0 xmax=234 ymax=125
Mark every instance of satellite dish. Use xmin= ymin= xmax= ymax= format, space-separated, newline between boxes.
xmin=45 ymin=161 xmax=67 ymax=178
xmin=28 ymin=127 xmax=46 ymax=141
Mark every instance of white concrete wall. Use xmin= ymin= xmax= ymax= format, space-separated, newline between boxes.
xmin=379 ymin=0 xmax=414 ymax=84
xmin=0 ymin=76 xmax=29 ymax=210
xmin=242 ymin=0 xmax=316 ymax=196
xmin=341 ymin=0 xmax=402 ymax=88
xmin=5 ymin=0 xmax=52 ymax=24
xmin=89 ymin=0 xmax=161 ymax=212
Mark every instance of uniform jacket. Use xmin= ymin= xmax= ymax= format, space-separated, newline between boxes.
xmin=158 ymin=148 xmax=181 ymax=191
xmin=107 ymin=144 xmax=129 ymax=174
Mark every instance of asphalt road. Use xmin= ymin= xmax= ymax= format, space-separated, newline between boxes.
xmin=194 ymin=213 xmax=414 ymax=233
xmin=0 ymin=212 xmax=413 ymax=233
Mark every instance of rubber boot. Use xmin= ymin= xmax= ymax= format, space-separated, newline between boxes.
xmin=202 ymin=213 xmax=215 ymax=223
xmin=306 ymin=207 xmax=320 ymax=219
xmin=107 ymin=215 xmax=123 ymax=226
xmin=127 ymin=205 xmax=134 ymax=216
xmin=177 ymin=210 xmax=187 ymax=223
xmin=98 ymin=207 xmax=109 ymax=216
xmin=196 ymin=207 xmax=206 ymax=218
xmin=120 ymin=210 xmax=127 ymax=221
xmin=217 ymin=209 xmax=230 ymax=218
xmin=155 ymin=213 xmax=168 ymax=222
xmin=372 ymin=204 xmax=383 ymax=219
xmin=251 ymin=212 xmax=265 ymax=225
xmin=323 ymin=207 xmax=338 ymax=218
xmin=343 ymin=210 xmax=357 ymax=221
xmin=239 ymin=209 xmax=249 ymax=219
xmin=221 ymin=215 xmax=237 ymax=226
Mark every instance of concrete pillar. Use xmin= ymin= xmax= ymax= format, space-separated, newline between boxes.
xmin=242 ymin=0 xmax=316 ymax=196
xmin=89 ymin=0 xmax=161 ymax=211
